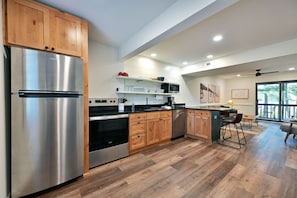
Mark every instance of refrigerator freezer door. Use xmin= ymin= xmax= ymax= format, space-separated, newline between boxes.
xmin=11 ymin=95 xmax=84 ymax=197
xmin=10 ymin=47 xmax=83 ymax=93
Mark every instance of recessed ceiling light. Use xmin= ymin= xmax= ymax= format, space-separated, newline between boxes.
xmin=151 ymin=53 xmax=157 ymax=57
xmin=207 ymin=54 xmax=213 ymax=59
xmin=182 ymin=61 xmax=188 ymax=65
xmin=288 ymin=67 xmax=295 ymax=71
xmin=213 ymin=35 xmax=223 ymax=42
xmin=236 ymin=74 xmax=241 ymax=77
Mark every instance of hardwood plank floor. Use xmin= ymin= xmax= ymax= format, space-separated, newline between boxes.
xmin=38 ymin=122 xmax=297 ymax=198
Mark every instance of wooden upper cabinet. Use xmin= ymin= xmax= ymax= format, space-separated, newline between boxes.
xmin=5 ymin=0 xmax=82 ymax=57
xmin=7 ymin=0 xmax=50 ymax=49
xmin=50 ymin=11 xmax=82 ymax=57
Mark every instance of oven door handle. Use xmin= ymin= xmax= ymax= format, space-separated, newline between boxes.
xmin=89 ymin=114 xmax=129 ymax=121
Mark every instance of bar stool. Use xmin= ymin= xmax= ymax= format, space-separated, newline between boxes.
xmin=221 ymin=113 xmax=247 ymax=148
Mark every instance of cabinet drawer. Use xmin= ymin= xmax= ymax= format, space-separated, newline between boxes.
xmin=160 ymin=110 xmax=172 ymax=118
xmin=146 ymin=112 xmax=160 ymax=120
xmin=129 ymin=133 xmax=146 ymax=151
xmin=187 ymin=109 xmax=195 ymax=115
xmin=129 ymin=121 xmax=146 ymax=136
xmin=194 ymin=110 xmax=210 ymax=116
xmin=129 ymin=113 xmax=146 ymax=122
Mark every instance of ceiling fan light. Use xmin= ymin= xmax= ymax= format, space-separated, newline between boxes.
xmin=256 ymin=72 xmax=261 ymax=76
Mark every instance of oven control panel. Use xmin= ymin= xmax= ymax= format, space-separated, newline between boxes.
xmin=89 ymin=98 xmax=118 ymax=106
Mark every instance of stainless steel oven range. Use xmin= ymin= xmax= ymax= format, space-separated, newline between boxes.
xmin=89 ymin=98 xmax=129 ymax=168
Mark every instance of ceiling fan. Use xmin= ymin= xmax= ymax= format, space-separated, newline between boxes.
xmin=255 ymin=69 xmax=278 ymax=77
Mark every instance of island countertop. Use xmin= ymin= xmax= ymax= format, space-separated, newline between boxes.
xmin=186 ymin=105 xmax=233 ymax=112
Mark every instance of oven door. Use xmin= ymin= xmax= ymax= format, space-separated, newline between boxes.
xmin=89 ymin=114 xmax=128 ymax=151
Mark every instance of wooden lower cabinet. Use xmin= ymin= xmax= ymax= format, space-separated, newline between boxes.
xmin=159 ymin=111 xmax=172 ymax=141
xmin=129 ymin=111 xmax=172 ymax=153
xmin=194 ymin=111 xmax=211 ymax=139
xmin=186 ymin=110 xmax=212 ymax=141
xmin=129 ymin=113 xmax=147 ymax=152
xmin=186 ymin=110 xmax=195 ymax=136
xmin=146 ymin=112 xmax=160 ymax=145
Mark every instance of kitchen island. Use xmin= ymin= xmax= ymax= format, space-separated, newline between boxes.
xmin=185 ymin=106 xmax=237 ymax=143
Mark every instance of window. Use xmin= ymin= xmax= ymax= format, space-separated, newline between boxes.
xmin=281 ymin=81 xmax=297 ymax=120
xmin=256 ymin=80 xmax=297 ymax=121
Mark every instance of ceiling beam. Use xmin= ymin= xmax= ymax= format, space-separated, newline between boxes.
xmin=119 ymin=0 xmax=239 ymax=61
xmin=181 ymin=38 xmax=297 ymax=76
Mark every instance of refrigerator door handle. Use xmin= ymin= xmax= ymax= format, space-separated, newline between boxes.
xmin=17 ymin=90 xmax=82 ymax=97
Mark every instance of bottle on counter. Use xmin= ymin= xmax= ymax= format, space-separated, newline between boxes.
xmin=131 ymin=102 xmax=135 ymax=112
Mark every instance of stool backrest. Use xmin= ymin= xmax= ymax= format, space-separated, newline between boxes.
xmin=234 ymin=113 xmax=243 ymax=124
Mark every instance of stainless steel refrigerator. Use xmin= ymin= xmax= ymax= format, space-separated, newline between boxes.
xmin=6 ymin=46 xmax=84 ymax=197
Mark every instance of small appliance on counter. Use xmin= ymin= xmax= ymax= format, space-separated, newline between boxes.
xmin=118 ymin=97 xmax=127 ymax=112
xmin=167 ymin=97 xmax=175 ymax=107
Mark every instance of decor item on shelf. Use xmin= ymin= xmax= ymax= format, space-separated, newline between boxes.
xmin=151 ymin=76 xmax=165 ymax=81
xmin=118 ymin=72 xmax=128 ymax=77
xmin=157 ymin=77 xmax=165 ymax=81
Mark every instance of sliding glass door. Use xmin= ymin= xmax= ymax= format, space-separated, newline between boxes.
xmin=282 ymin=81 xmax=297 ymax=120
xmin=256 ymin=80 xmax=297 ymax=121
xmin=256 ymin=83 xmax=280 ymax=121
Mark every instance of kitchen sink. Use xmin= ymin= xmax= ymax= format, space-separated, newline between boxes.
xmin=144 ymin=107 xmax=163 ymax=111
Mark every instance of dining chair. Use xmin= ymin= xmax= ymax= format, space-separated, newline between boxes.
xmin=220 ymin=113 xmax=247 ymax=148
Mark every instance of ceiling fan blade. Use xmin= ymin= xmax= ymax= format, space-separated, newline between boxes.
xmin=262 ymin=71 xmax=279 ymax=74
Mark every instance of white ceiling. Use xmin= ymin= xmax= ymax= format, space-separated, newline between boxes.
xmin=38 ymin=0 xmax=297 ymax=79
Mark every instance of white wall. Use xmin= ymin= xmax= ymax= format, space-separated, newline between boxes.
xmin=226 ymin=71 xmax=297 ymax=115
xmin=123 ymin=56 xmax=193 ymax=105
xmin=182 ymin=75 xmax=227 ymax=106
xmin=0 ymin=1 xmax=7 ymax=197
xmin=88 ymin=39 xmax=124 ymax=98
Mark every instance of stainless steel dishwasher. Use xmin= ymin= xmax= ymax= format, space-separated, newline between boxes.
xmin=172 ymin=104 xmax=186 ymax=139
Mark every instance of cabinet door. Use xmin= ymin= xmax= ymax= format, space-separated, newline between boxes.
xmin=186 ymin=110 xmax=195 ymax=135
xmin=159 ymin=117 xmax=172 ymax=141
xmin=7 ymin=0 xmax=50 ymax=49
xmin=147 ymin=119 xmax=159 ymax=145
xmin=129 ymin=134 xmax=146 ymax=151
xmin=50 ymin=11 xmax=82 ymax=57
xmin=194 ymin=114 xmax=203 ymax=137
xmin=200 ymin=115 xmax=211 ymax=139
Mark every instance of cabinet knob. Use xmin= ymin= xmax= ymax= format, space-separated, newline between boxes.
xmin=51 ymin=47 xmax=55 ymax=51
xmin=44 ymin=46 xmax=49 ymax=49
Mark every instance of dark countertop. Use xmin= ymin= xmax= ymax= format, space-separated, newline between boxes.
xmin=127 ymin=103 xmax=186 ymax=114
xmin=90 ymin=104 xmax=237 ymax=116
